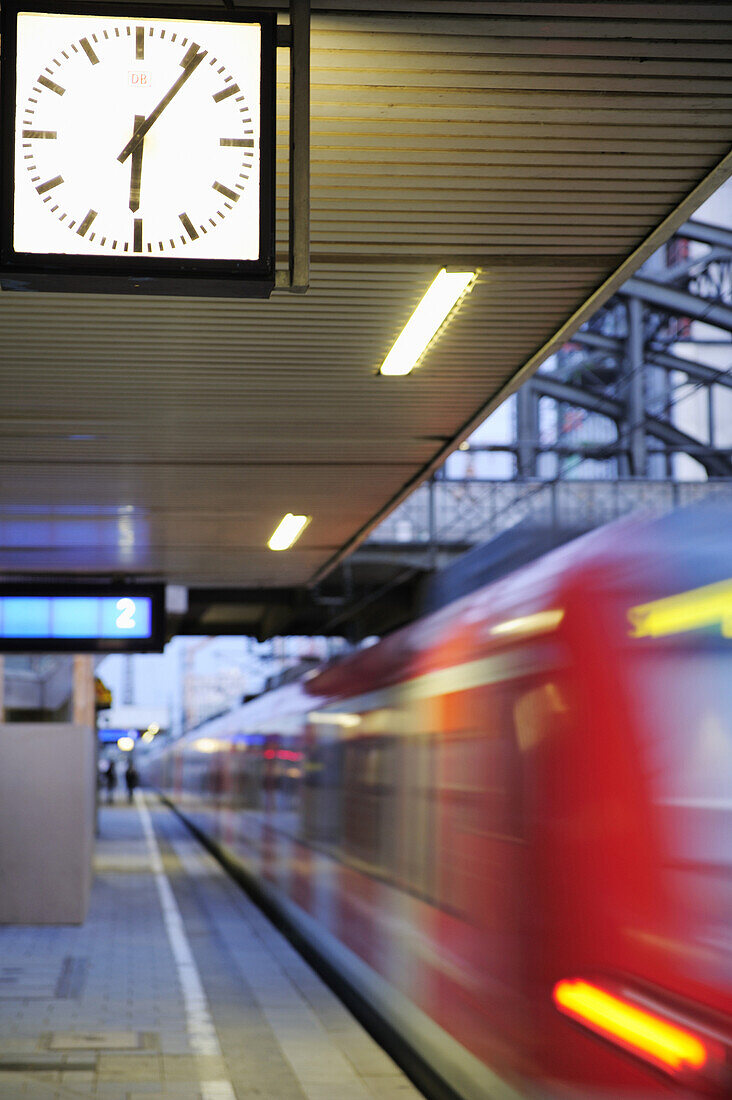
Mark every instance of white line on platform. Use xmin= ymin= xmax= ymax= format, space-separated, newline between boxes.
xmin=135 ymin=791 xmax=236 ymax=1100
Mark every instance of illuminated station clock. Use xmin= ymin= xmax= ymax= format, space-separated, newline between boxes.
xmin=0 ymin=3 xmax=275 ymax=295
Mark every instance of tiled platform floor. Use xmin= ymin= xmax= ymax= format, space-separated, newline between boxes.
xmin=0 ymin=794 xmax=423 ymax=1100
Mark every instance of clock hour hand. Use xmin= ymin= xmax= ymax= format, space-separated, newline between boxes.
xmin=129 ymin=115 xmax=145 ymax=212
xmin=118 ymin=45 xmax=205 ymax=164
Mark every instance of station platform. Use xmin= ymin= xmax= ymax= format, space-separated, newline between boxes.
xmin=0 ymin=793 xmax=423 ymax=1100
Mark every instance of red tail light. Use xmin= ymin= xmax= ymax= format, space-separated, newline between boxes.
xmin=553 ymin=977 xmax=730 ymax=1093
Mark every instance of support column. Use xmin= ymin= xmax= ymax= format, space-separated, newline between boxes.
xmin=0 ymin=655 xmax=4 ymax=722
xmin=516 ymin=383 xmax=538 ymax=478
xmin=73 ymin=655 xmax=95 ymax=727
xmin=626 ymin=295 xmax=647 ymax=477
xmin=428 ymin=475 xmax=437 ymax=569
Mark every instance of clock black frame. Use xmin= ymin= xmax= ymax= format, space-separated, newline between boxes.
xmin=0 ymin=1 xmax=276 ymax=297
xmin=0 ymin=582 xmax=166 ymax=653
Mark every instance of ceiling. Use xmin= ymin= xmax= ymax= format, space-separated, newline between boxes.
xmin=2 ymin=1 xmax=732 ymax=635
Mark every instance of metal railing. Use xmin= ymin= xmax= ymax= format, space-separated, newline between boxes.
xmin=368 ymin=478 xmax=732 ymax=547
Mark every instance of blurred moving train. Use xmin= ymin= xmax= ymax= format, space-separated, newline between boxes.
xmin=145 ymin=507 xmax=732 ymax=1098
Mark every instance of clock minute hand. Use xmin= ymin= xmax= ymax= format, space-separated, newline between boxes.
xmin=118 ymin=45 xmax=205 ymax=164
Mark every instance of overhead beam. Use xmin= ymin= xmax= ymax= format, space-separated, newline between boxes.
xmin=659 ymin=247 xmax=732 ymax=286
xmin=572 ymin=329 xmax=732 ymax=391
xmin=621 ymin=277 xmax=732 ymax=334
xmin=678 ymin=220 xmax=732 ymax=252
xmin=529 ymin=375 xmax=732 ymax=478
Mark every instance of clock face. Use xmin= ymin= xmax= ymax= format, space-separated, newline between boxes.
xmin=12 ymin=9 xmax=265 ymax=262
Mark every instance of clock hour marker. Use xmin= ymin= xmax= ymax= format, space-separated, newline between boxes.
xmin=213 ymin=84 xmax=239 ymax=103
xmin=80 ymin=37 xmax=99 ymax=65
xmin=220 ymin=137 xmax=253 ymax=147
xmin=38 ymin=75 xmax=65 ymax=96
xmin=213 ymin=181 xmax=239 ymax=203
xmin=76 ymin=209 xmax=97 ymax=237
xmin=36 ymin=175 xmax=63 ymax=194
xmin=134 ymin=218 xmax=143 ymax=252
xmin=179 ymin=212 xmax=199 ymax=241
xmin=23 ymin=130 xmax=57 ymax=139
xmin=136 ymin=26 xmax=144 ymax=59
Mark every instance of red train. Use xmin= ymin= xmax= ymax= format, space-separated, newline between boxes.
xmin=146 ymin=508 xmax=732 ymax=1098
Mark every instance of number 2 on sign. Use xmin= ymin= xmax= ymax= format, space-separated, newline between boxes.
xmin=116 ymin=598 xmax=136 ymax=630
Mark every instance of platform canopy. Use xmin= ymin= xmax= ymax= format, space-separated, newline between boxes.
xmin=1 ymin=1 xmax=732 ymax=635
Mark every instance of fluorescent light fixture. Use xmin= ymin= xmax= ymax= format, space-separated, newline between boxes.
xmin=379 ymin=268 xmax=476 ymax=376
xmin=117 ymin=736 xmax=135 ymax=752
xmin=268 ymin=513 xmax=311 ymax=551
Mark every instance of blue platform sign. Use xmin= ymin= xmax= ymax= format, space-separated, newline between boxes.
xmin=99 ymin=728 xmax=140 ymax=744
xmin=0 ymin=585 xmax=164 ymax=652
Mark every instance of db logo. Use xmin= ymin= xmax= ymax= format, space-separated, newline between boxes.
xmin=128 ymin=71 xmax=152 ymax=87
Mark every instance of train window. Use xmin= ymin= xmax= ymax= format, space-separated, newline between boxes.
xmin=342 ymin=735 xmax=398 ymax=874
xmin=632 ymin=653 xmax=732 ymax=863
xmin=240 ymin=750 xmax=264 ymax=810
xmin=302 ymin=739 xmax=343 ymax=845
xmin=395 ymin=733 xmax=438 ymax=903
xmin=629 ymin=651 xmax=732 ymax=982
xmin=433 ymin=684 xmax=528 ymax=917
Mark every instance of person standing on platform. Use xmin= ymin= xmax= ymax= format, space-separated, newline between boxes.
xmin=125 ymin=760 xmax=139 ymax=803
xmin=105 ymin=758 xmax=117 ymax=804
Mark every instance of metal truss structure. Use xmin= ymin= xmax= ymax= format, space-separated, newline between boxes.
xmin=310 ymin=219 xmax=732 ymax=639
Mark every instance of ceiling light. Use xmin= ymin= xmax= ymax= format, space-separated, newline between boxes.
xmin=379 ymin=268 xmax=477 ymax=377
xmin=268 ymin=513 xmax=311 ymax=551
